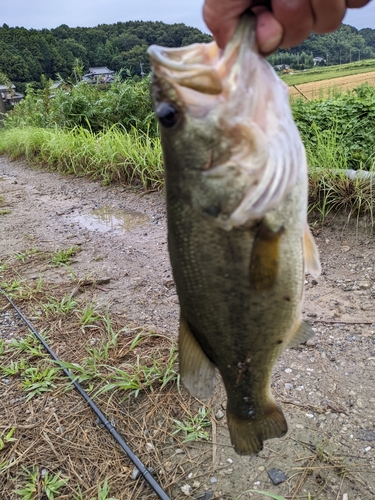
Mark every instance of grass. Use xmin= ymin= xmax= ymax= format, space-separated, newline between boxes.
xmin=305 ymin=125 xmax=375 ymax=225
xmin=172 ymin=406 xmax=211 ymax=443
xmin=282 ymin=58 xmax=375 ymax=86
xmin=0 ymin=253 xmax=208 ymax=499
xmin=0 ymin=125 xmax=163 ymax=189
xmin=14 ymin=467 xmax=68 ymax=500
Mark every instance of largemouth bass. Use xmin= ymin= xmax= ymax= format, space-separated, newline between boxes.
xmin=148 ymin=12 xmax=321 ymax=455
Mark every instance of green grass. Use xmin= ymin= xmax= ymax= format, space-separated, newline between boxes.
xmin=172 ymin=406 xmax=211 ymax=443
xmin=282 ymin=58 xmax=375 ymax=86
xmin=0 ymin=125 xmax=163 ymax=189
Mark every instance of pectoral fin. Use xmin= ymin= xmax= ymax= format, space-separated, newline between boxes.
xmin=288 ymin=319 xmax=314 ymax=348
xmin=304 ymin=224 xmax=321 ymax=278
xmin=179 ymin=318 xmax=216 ymax=399
xmin=249 ymin=221 xmax=284 ymax=291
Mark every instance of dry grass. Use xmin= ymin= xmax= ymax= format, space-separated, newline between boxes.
xmin=0 ymin=253 xmax=215 ymax=500
xmin=289 ymin=71 xmax=375 ymax=100
xmin=2 ymin=246 xmax=375 ymax=499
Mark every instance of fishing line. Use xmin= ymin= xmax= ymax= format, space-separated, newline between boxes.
xmin=0 ymin=288 xmax=171 ymax=500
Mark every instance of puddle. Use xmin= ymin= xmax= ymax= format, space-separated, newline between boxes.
xmin=71 ymin=206 xmax=149 ymax=232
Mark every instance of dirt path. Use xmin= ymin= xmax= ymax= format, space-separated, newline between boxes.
xmin=289 ymin=70 xmax=375 ymax=100
xmin=1 ymin=157 xmax=375 ymax=499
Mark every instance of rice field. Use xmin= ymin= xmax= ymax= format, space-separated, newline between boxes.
xmin=289 ymin=70 xmax=375 ymax=100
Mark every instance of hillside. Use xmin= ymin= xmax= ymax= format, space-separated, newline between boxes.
xmin=1 ymin=20 xmax=375 ymax=91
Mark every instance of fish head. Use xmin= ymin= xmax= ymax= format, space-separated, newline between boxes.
xmin=148 ymin=13 xmax=305 ymax=229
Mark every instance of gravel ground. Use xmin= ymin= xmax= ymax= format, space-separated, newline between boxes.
xmin=1 ymin=156 xmax=375 ymax=499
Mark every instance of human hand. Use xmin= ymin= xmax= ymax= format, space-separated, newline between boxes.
xmin=203 ymin=0 xmax=372 ymax=55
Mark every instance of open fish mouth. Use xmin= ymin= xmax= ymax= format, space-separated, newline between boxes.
xmin=148 ymin=13 xmax=305 ymax=228
xmin=148 ymin=14 xmax=257 ymax=97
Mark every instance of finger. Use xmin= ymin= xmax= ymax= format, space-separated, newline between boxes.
xmin=253 ymin=8 xmax=284 ymax=54
xmin=272 ymin=0 xmax=314 ymax=49
xmin=346 ymin=0 xmax=372 ymax=6
xmin=311 ymin=0 xmax=346 ymax=34
xmin=203 ymin=0 xmax=252 ymax=49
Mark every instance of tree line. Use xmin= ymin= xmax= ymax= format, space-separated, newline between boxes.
xmin=1 ymin=20 xmax=375 ymax=91
xmin=268 ymin=24 xmax=375 ymax=69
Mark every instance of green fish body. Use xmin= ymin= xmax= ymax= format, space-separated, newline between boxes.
xmin=148 ymin=13 xmax=320 ymax=455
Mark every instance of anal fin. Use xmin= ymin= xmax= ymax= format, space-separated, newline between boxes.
xmin=179 ymin=318 xmax=216 ymax=399
xmin=227 ymin=401 xmax=287 ymax=455
xmin=288 ymin=319 xmax=314 ymax=348
xmin=304 ymin=223 xmax=321 ymax=278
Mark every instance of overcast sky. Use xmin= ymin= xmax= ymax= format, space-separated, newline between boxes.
xmin=3 ymin=0 xmax=375 ymax=33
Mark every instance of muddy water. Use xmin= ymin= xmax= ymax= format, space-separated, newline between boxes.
xmin=70 ymin=206 xmax=149 ymax=232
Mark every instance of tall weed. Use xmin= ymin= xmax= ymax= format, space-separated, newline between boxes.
xmin=4 ymin=76 xmax=157 ymax=136
xmin=0 ymin=126 xmax=163 ymax=189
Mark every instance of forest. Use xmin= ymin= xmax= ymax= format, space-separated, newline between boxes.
xmin=1 ymin=20 xmax=375 ymax=91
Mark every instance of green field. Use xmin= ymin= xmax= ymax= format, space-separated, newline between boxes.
xmin=281 ymin=58 xmax=375 ymax=86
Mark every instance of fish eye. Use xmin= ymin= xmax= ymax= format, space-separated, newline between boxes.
xmin=156 ymin=102 xmax=180 ymax=128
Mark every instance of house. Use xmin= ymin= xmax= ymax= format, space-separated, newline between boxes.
xmin=0 ymin=84 xmax=24 ymax=106
xmin=313 ymin=57 xmax=326 ymax=66
xmin=274 ymin=64 xmax=290 ymax=71
xmin=82 ymin=67 xmax=115 ymax=84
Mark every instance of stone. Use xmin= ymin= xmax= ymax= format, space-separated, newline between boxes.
xmin=181 ymin=484 xmax=192 ymax=496
xmin=132 ymin=467 xmax=140 ymax=480
xmin=209 ymin=477 xmax=218 ymax=484
xmin=357 ymin=430 xmax=375 ymax=441
xmin=267 ymin=468 xmax=288 ymax=485
xmin=215 ymin=409 xmax=225 ymax=420
xmin=195 ymin=492 xmax=213 ymax=500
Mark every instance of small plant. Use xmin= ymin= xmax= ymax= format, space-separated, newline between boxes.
xmin=41 ymin=295 xmax=78 ymax=316
xmin=95 ymin=477 xmax=118 ymax=500
xmin=50 ymin=246 xmax=79 ymax=267
xmin=22 ymin=365 xmax=59 ymax=401
xmin=0 ymin=278 xmax=23 ymax=293
xmin=43 ymin=471 xmax=68 ymax=500
xmin=238 ymin=492 xmax=287 ymax=500
xmin=173 ymin=406 xmax=211 ymax=443
xmin=0 ymin=427 xmax=16 ymax=451
xmin=35 ymin=275 xmax=43 ymax=292
xmin=77 ymin=303 xmax=102 ymax=330
xmin=9 ymin=332 xmax=46 ymax=357
xmin=0 ymin=209 xmax=11 ymax=215
xmin=14 ymin=466 xmax=39 ymax=500
xmin=74 ymin=478 xmax=117 ymax=500
xmin=14 ymin=249 xmax=41 ymax=262
xmin=0 ymin=358 xmax=28 ymax=377
xmin=14 ymin=467 xmax=68 ymax=500
xmin=0 ymin=339 xmax=5 ymax=355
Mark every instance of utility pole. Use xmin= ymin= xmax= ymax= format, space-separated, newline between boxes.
xmin=327 ymin=52 xmax=329 ymax=66
xmin=140 ymin=61 xmax=145 ymax=78
xmin=359 ymin=49 xmax=361 ymax=61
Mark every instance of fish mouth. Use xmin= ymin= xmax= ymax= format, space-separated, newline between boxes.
xmin=147 ymin=13 xmax=257 ymax=97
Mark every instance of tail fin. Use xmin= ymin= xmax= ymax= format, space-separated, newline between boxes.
xmin=227 ymin=402 xmax=287 ymax=455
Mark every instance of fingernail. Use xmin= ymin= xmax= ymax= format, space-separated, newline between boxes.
xmin=259 ymin=32 xmax=283 ymax=55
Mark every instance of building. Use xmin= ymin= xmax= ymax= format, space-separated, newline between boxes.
xmin=0 ymin=84 xmax=24 ymax=106
xmin=313 ymin=57 xmax=326 ymax=66
xmin=82 ymin=67 xmax=115 ymax=84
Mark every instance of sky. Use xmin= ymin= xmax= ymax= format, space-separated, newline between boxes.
xmin=3 ymin=0 xmax=375 ymax=33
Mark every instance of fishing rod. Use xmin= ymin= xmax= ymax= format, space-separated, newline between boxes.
xmin=0 ymin=288 xmax=171 ymax=500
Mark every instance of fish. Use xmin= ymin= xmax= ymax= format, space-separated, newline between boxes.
xmin=147 ymin=12 xmax=321 ymax=455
